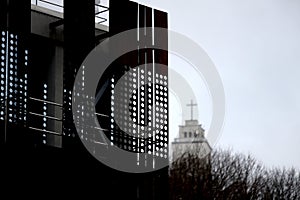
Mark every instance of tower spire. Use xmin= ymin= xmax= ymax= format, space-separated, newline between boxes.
xmin=187 ymin=99 xmax=197 ymax=120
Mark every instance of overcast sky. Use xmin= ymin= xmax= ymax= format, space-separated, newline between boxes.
xmin=135 ymin=0 xmax=300 ymax=169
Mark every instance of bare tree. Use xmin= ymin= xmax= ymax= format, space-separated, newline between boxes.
xmin=169 ymin=148 xmax=300 ymax=200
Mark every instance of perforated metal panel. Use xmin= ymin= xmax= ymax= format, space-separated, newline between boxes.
xmin=0 ymin=31 xmax=6 ymax=121
xmin=109 ymin=64 xmax=168 ymax=169
xmin=73 ymin=65 xmax=106 ymax=147
xmin=98 ymin=2 xmax=169 ymax=171
xmin=7 ymin=34 xmax=28 ymax=125
xmin=62 ymin=75 xmax=75 ymax=137
xmin=0 ymin=31 xmax=28 ymax=126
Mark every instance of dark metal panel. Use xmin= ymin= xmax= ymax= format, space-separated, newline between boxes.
xmin=102 ymin=2 xmax=169 ymax=199
xmin=0 ymin=0 xmax=7 ymax=30
xmin=154 ymin=9 xmax=168 ymax=75
xmin=27 ymin=34 xmax=61 ymax=147
xmin=2 ymin=0 xmax=30 ymax=145
xmin=109 ymin=0 xmax=139 ymax=67
xmin=109 ymin=0 xmax=138 ymax=35
xmin=152 ymin=9 xmax=169 ymax=200
xmin=63 ymin=0 xmax=95 ymax=147
xmin=7 ymin=0 xmax=31 ymax=35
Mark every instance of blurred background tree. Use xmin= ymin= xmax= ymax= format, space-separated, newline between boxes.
xmin=169 ymin=149 xmax=300 ymax=200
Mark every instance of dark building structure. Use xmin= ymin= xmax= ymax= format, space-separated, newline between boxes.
xmin=1 ymin=0 xmax=168 ymax=199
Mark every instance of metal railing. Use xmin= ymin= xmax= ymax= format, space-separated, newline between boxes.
xmin=28 ymin=97 xmax=110 ymax=138
xmin=28 ymin=97 xmax=63 ymax=136
xmin=31 ymin=0 xmax=109 ymax=25
xmin=95 ymin=3 xmax=109 ymax=24
xmin=33 ymin=0 xmax=63 ymax=8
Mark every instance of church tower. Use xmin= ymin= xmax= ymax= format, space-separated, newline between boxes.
xmin=172 ymin=100 xmax=212 ymax=161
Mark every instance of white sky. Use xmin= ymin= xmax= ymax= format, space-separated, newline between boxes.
xmin=136 ymin=0 xmax=300 ymax=169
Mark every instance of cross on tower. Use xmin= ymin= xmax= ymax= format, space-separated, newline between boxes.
xmin=187 ymin=100 xmax=197 ymax=120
